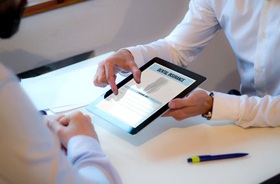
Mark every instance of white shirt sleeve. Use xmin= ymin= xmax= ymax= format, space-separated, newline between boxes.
xmin=211 ymin=92 xmax=280 ymax=128
xmin=0 ymin=64 xmax=122 ymax=184
xmin=67 ymin=136 xmax=122 ymax=184
xmin=127 ymin=0 xmax=220 ymax=68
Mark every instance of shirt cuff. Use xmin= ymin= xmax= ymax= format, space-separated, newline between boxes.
xmin=211 ymin=92 xmax=240 ymax=122
xmin=67 ymin=135 xmax=103 ymax=163
xmin=126 ymin=46 xmax=146 ymax=67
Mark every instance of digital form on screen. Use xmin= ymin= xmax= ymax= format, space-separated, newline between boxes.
xmin=95 ymin=63 xmax=196 ymax=128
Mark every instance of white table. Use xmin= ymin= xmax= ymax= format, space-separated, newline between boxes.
xmin=23 ymin=52 xmax=280 ymax=184
xmin=89 ymin=111 xmax=280 ymax=184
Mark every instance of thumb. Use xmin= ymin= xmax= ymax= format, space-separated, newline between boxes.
xmin=47 ymin=119 xmax=64 ymax=135
xmin=168 ymin=98 xmax=189 ymax=109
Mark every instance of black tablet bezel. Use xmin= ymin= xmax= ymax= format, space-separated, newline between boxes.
xmin=86 ymin=57 xmax=206 ymax=135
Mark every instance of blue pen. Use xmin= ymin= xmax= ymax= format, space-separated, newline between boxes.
xmin=187 ymin=153 xmax=249 ymax=163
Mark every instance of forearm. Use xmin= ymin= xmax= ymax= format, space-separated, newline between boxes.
xmin=126 ymin=37 xmax=205 ymax=69
xmin=126 ymin=39 xmax=179 ymax=67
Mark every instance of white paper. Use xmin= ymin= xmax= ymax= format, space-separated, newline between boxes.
xmin=20 ymin=52 xmax=125 ymax=112
xmin=21 ymin=66 xmax=106 ymax=110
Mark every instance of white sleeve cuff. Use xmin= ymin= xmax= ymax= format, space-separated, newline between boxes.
xmin=67 ymin=135 xmax=103 ymax=163
xmin=126 ymin=46 xmax=146 ymax=67
xmin=211 ymin=92 xmax=240 ymax=122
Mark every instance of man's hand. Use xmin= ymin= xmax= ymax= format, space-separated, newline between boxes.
xmin=163 ymin=90 xmax=213 ymax=120
xmin=93 ymin=49 xmax=141 ymax=95
xmin=46 ymin=111 xmax=98 ymax=149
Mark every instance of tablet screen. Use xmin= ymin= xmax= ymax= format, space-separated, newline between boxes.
xmin=86 ymin=57 xmax=206 ymax=134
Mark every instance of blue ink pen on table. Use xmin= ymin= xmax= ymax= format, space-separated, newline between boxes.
xmin=187 ymin=153 xmax=249 ymax=163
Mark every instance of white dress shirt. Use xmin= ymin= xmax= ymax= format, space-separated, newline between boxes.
xmin=126 ymin=0 xmax=280 ymax=127
xmin=0 ymin=63 xmax=122 ymax=183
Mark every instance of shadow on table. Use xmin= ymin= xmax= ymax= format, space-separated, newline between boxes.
xmin=93 ymin=114 xmax=234 ymax=146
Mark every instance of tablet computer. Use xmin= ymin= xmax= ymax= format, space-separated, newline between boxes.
xmin=86 ymin=57 xmax=206 ymax=135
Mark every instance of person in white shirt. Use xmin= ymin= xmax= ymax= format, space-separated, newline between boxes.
xmin=93 ymin=0 xmax=280 ymax=128
xmin=0 ymin=0 xmax=122 ymax=183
